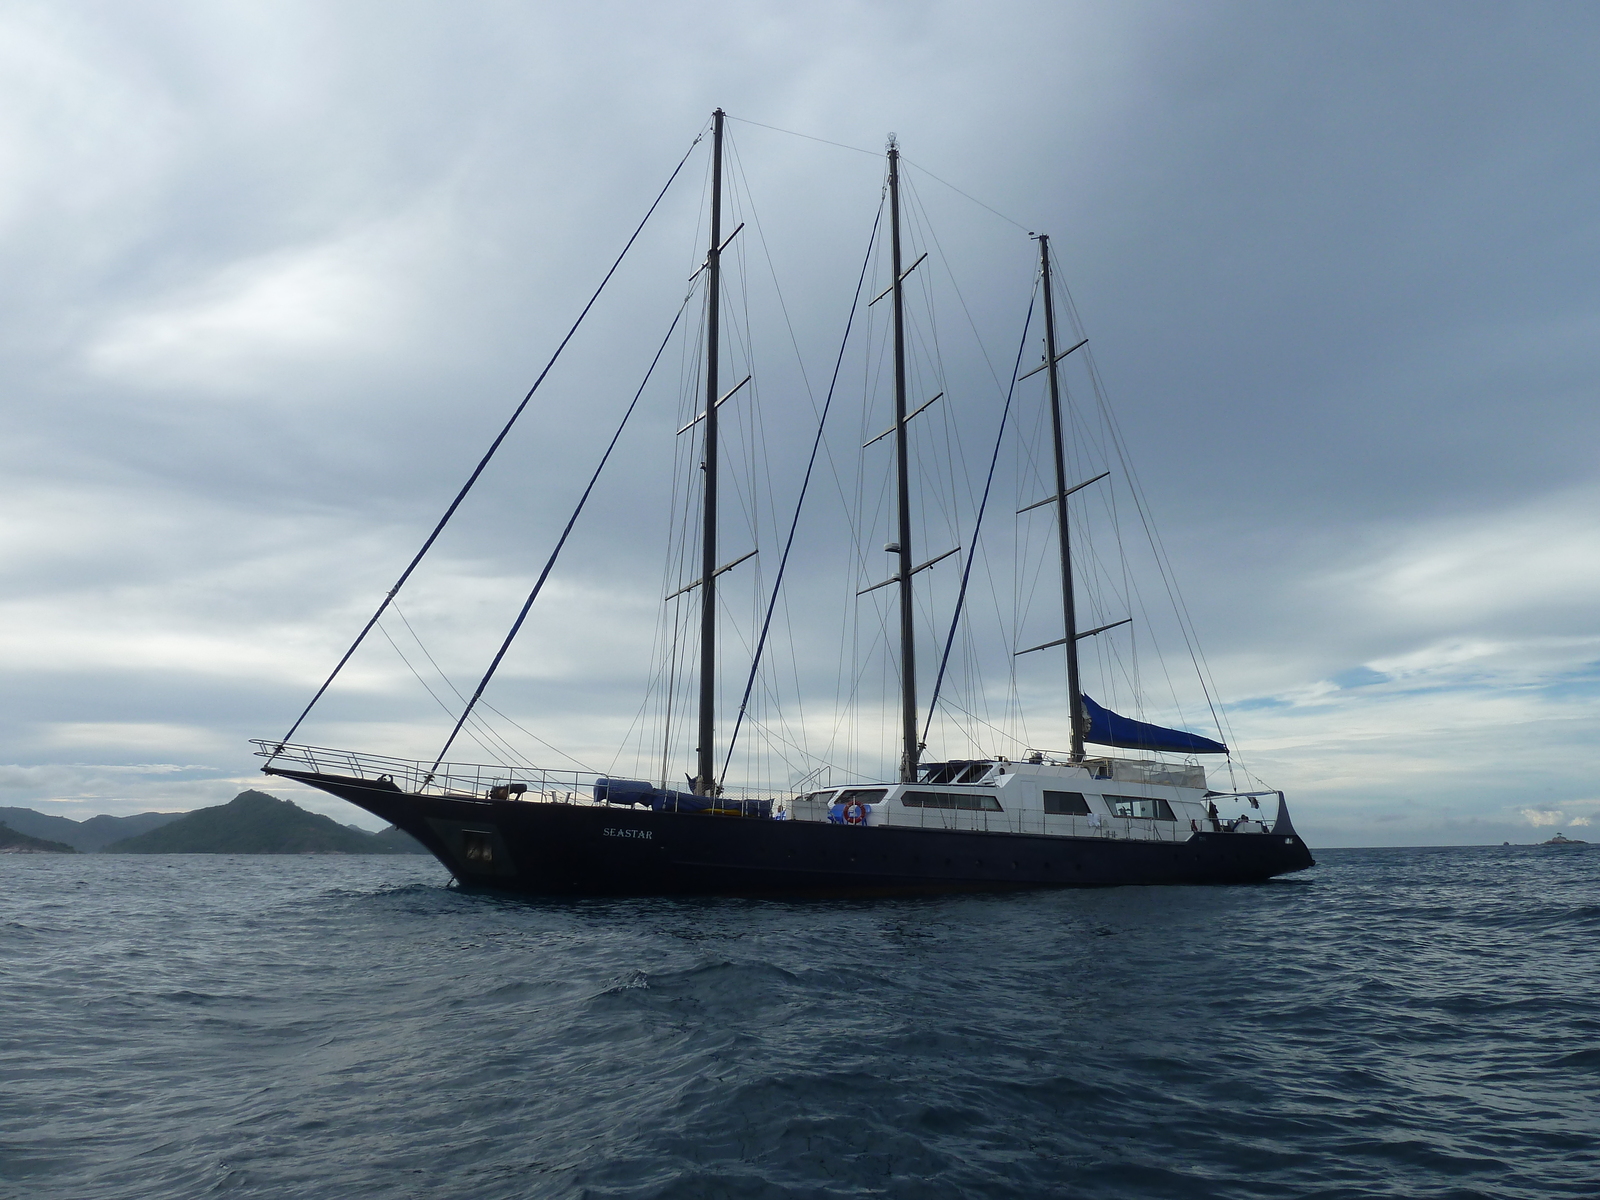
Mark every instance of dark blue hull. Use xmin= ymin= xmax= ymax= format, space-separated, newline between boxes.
xmin=268 ymin=768 xmax=1316 ymax=895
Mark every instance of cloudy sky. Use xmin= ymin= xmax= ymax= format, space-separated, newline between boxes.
xmin=3 ymin=0 xmax=1597 ymax=846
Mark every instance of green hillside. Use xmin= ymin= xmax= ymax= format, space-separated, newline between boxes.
xmin=103 ymin=790 xmax=421 ymax=854
xmin=0 ymin=821 xmax=77 ymax=853
xmin=0 ymin=806 xmax=180 ymax=851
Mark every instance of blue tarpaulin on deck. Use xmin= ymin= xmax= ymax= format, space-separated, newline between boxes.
xmin=594 ymin=778 xmax=711 ymax=810
xmin=1082 ymin=694 xmax=1228 ymax=755
xmin=594 ymin=778 xmax=772 ymax=818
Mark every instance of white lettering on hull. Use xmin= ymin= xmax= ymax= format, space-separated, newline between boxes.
xmin=603 ymin=828 xmax=653 ymax=840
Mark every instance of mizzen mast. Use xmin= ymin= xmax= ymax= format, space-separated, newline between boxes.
xmin=1039 ymin=234 xmax=1085 ymax=761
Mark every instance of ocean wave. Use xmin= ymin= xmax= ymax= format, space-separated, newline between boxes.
xmin=3 ymin=850 xmax=1599 ymax=1199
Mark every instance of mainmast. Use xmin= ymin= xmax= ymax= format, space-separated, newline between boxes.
xmin=888 ymin=139 xmax=919 ymax=782
xmin=695 ymin=109 xmax=725 ymax=795
xmin=1039 ymin=234 xmax=1085 ymax=761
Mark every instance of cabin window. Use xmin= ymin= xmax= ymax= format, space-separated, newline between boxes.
xmin=461 ymin=830 xmax=496 ymax=864
xmin=918 ymin=761 xmax=993 ymax=784
xmin=800 ymin=792 xmax=836 ymax=805
xmin=1043 ymin=790 xmax=1090 ymax=816
xmin=900 ymin=791 xmax=1003 ymax=812
xmin=837 ymin=789 xmax=887 ymax=805
xmin=1105 ymin=795 xmax=1176 ymax=821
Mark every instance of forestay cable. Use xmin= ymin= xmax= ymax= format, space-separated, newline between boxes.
xmin=719 ymin=206 xmax=883 ymax=784
xmin=430 ymin=296 xmax=693 ymax=773
xmin=270 ymin=125 xmax=706 ymax=757
xmin=922 ymin=288 xmax=1037 ymax=748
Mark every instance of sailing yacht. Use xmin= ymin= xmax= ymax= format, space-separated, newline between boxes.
xmin=257 ymin=110 xmax=1314 ymax=894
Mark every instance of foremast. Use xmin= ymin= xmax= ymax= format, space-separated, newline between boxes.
xmin=888 ymin=139 xmax=920 ymax=783
xmin=695 ymin=108 xmax=725 ymax=795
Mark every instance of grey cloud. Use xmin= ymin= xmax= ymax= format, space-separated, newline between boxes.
xmin=3 ymin=2 xmax=1598 ymax=845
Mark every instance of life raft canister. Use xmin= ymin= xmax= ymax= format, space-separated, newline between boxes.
xmin=842 ymin=799 xmax=868 ymax=825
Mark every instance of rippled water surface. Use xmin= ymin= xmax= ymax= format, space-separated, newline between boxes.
xmin=3 ymin=846 xmax=1597 ymax=1199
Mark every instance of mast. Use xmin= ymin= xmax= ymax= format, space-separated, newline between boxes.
xmin=1039 ymin=234 xmax=1085 ymax=761
xmin=695 ymin=109 xmax=725 ymax=795
xmin=889 ymin=139 xmax=919 ymax=782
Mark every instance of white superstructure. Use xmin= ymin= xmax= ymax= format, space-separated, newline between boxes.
xmin=780 ymin=756 xmax=1276 ymax=842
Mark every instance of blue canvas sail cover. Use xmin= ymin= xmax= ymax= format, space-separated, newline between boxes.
xmin=1081 ymin=694 xmax=1228 ymax=755
xmin=594 ymin=778 xmax=772 ymax=818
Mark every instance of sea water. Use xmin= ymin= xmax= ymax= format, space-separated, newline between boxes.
xmin=2 ymin=846 xmax=1595 ymax=1199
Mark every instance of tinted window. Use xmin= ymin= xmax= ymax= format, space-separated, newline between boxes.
xmin=1043 ymin=790 xmax=1090 ymax=815
xmin=900 ymin=791 xmax=1003 ymax=812
xmin=919 ymin=762 xmax=992 ymax=784
xmin=837 ymin=789 xmax=887 ymax=804
xmin=1106 ymin=794 xmax=1176 ymax=821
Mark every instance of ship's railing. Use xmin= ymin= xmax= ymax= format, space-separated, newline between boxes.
xmin=253 ymin=739 xmax=599 ymax=800
xmin=251 ymin=740 xmax=781 ymax=805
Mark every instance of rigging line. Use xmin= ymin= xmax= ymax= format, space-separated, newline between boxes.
xmin=819 ymin=191 xmax=894 ymax=611
xmin=718 ymin=205 xmax=883 ymax=785
xmin=1084 ymin=348 xmax=1230 ymax=746
xmin=610 ymin=623 xmax=670 ymax=780
xmin=270 ymin=123 xmax=707 ymax=758
xmin=725 ymin=136 xmax=823 ymax=745
xmin=736 ymin=714 xmax=853 ymax=778
xmin=387 ymin=602 xmax=531 ymax=766
xmin=645 ymin=302 xmax=701 ymax=785
xmin=934 ymin=691 xmax=1028 ymax=753
xmin=430 ymin=295 xmax=693 ymax=774
xmin=723 ymin=113 xmax=880 ymax=158
xmin=899 ymin=155 xmax=1031 ymax=234
xmin=375 ymin=620 xmax=511 ymax=767
xmin=922 ymin=286 xmax=1037 ymax=747
xmin=1061 ymin=273 xmax=1239 ymax=759
xmin=477 ymin=700 xmax=601 ymax=775
xmin=900 ymin=171 xmax=1009 ymax=410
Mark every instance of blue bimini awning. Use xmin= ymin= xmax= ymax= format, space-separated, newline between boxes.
xmin=1081 ymin=694 xmax=1228 ymax=755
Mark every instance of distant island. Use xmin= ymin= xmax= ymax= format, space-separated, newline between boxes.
xmin=0 ymin=821 xmax=78 ymax=853
xmin=1 ymin=792 xmax=427 ymax=855
xmin=1541 ymin=833 xmax=1588 ymax=846
xmin=1 ymin=805 xmax=180 ymax=851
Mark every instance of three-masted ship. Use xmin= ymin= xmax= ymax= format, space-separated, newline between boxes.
xmin=257 ymin=110 xmax=1314 ymax=894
